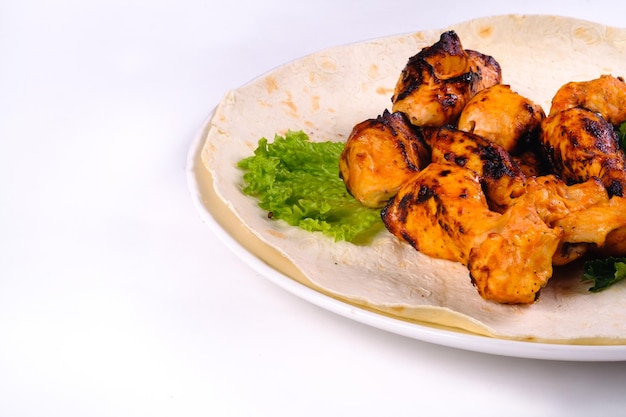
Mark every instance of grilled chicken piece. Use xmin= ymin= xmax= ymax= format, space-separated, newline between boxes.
xmin=426 ymin=126 xmax=527 ymax=212
xmin=339 ymin=110 xmax=430 ymax=208
xmin=381 ymin=163 xmax=562 ymax=304
xmin=525 ymin=176 xmax=608 ymax=227
xmin=550 ymin=192 xmax=626 ymax=261
xmin=424 ymin=126 xmax=611 ymax=265
xmin=391 ymin=31 xmax=501 ymax=127
xmin=554 ymin=195 xmax=626 ymax=254
xmin=540 ymin=107 xmax=626 ymax=196
xmin=381 ymin=163 xmax=500 ymax=265
xmin=379 ymin=159 xmax=625 ymax=303
xmin=523 ymin=176 xmax=609 ymax=265
xmin=549 ymin=74 xmax=626 ymax=125
xmin=466 ymin=50 xmax=502 ymax=92
xmin=468 ymin=192 xmax=562 ymax=304
xmin=457 ymin=84 xmax=545 ymax=154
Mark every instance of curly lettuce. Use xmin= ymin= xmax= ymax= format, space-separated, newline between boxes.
xmin=237 ymin=130 xmax=383 ymax=243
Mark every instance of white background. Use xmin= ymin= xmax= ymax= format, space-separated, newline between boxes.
xmin=3 ymin=0 xmax=626 ymax=416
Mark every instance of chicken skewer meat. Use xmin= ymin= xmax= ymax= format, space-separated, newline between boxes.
xmin=425 ymin=126 xmax=527 ymax=213
xmin=379 ymin=156 xmax=622 ymax=303
xmin=540 ymin=74 xmax=626 ymax=256
xmin=339 ymin=110 xmax=430 ymax=208
xmin=542 ymin=74 xmax=626 ymax=197
xmin=391 ymin=31 xmax=501 ymax=127
xmin=422 ymin=124 xmax=617 ymax=260
xmin=540 ymin=107 xmax=626 ymax=197
xmin=457 ymin=84 xmax=545 ymax=155
xmin=549 ymin=74 xmax=626 ymax=125
xmin=380 ymin=162 xmax=501 ymax=266
xmin=381 ymin=162 xmax=562 ymax=304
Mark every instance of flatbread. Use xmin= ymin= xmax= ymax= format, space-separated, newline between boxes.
xmin=200 ymin=14 xmax=626 ymax=343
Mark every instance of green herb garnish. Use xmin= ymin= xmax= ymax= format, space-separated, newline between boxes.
xmin=582 ymin=257 xmax=626 ymax=292
xmin=237 ymin=130 xmax=383 ymax=243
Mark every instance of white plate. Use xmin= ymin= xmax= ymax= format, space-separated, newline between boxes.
xmin=188 ymin=14 xmax=626 ymax=360
xmin=187 ymin=110 xmax=626 ymax=362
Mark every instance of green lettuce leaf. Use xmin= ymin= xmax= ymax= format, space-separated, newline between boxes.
xmin=237 ymin=130 xmax=383 ymax=243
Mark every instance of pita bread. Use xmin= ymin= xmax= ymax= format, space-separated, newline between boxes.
xmin=200 ymin=14 xmax=626 ymax=343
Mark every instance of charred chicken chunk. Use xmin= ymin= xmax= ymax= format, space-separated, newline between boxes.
xmin=468 ymin=193 xmax=562 ymax=304
xmin=381 ymin=163 xmax=500 ymax=265
xmin=381 ymin=163 xmax=562 ymax=304
xmin=549 ymin=74 xmax=626 ymax=125
xmin=522 ymin=176 xmax=609 ymax=265
xmin=524 ymin=176 xmax=608 ymax=228
xmin=465 ymin=49 xmax=502 ymax=92
xmin=426 ymin=126 xmax=527 ymax=212
xmin=554 ymin=195 xmax=626 ymax=255
xmin=339 ymin=110 xmax=430 ymax=208
xmin=540 ymin=107 xmax=626 ymax=197
xmin=423 ymin=125 xmax=616 ymax=267
xmin=457 ymin=84 xmax=545 ymax=154
xmin=391 ymin=31 xmax=501 ymax=127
